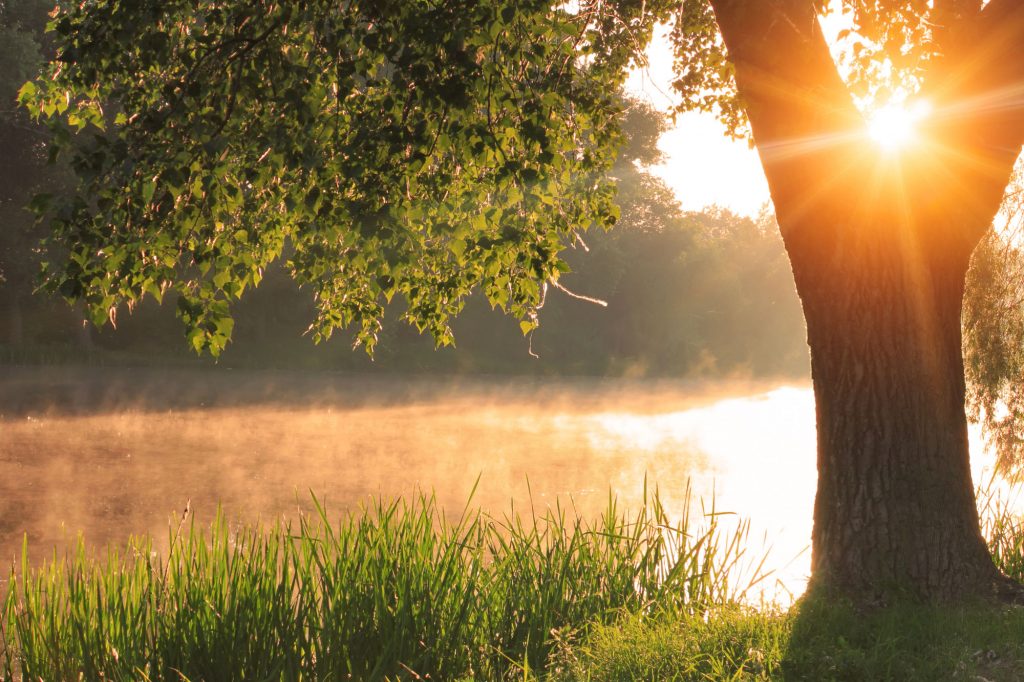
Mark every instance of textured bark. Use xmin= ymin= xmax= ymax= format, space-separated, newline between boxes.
xmin=798 ymin=214 xmax=1002 ymax=600
xmin=708 ymin=0 xmax=1024 ymax=601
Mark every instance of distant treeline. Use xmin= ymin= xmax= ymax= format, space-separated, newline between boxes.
xmin=0 ymin=0 xmax=807 ymax=379
xmin=2 ymin=208 xmax=808 ymax=379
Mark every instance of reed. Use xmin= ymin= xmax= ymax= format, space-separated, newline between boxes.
xmin=1 ymin=483 xmax=771 ymax=681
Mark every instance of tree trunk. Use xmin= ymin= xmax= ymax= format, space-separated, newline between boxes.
xmin=794 ymin=214 xmax=1006 ymax=601
xmin=706 ymin=0 xmax=1024 ymax=603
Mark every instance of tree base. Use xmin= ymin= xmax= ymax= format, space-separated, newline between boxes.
xmin=806 ymin=567 xmax=1024 ymax=609
xmin=991 ymin=574 xmax=1024 ymax=606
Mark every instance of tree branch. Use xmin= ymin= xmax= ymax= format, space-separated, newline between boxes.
xmin=708 ymin=0 xmax=861 ymax=238
xmin=978 ymin=0 xmax=1024 ymax=21
xmin=919 ymin=0 xmax=1024 ymax=239
xmin=974 ymin=0 xmax=1024 ymax=132
xmin=938 ymin=0 xmax=1024 ymax=128
xmin=931 ymin=0 xmax=982 ymax=57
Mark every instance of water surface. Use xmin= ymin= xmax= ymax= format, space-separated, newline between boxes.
xmin=3 ymin=365 xmax=998 ymax=600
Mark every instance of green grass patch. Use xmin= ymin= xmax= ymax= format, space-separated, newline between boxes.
xmin=780 ymin=597 xmax=1024 ymax=681
xmin=550 ymin=606 xmax=789 ymax=681
xmin=1 ymin=484 xmax=771 ymax=681
xmin=554 ymin=599 xmax=1024 ymax=681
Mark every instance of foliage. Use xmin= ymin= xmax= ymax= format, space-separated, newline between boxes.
xmin=1 ymin=485 xmax=771 ymax=681
xmin=11 ymin=0 xmax=1014 ymax=391
xmin=964 ymin=159 xmax=1024 ymax=475
xmin=217 ymin=205 xmax=806 ymax=377
xmin=3 ymin=77 xmax=808 ymax=379
xmin=0 ymin=206 xmax=809 ymax=377
xmin=18 ymin=0 xmax=676 ymax=356
xmin=669 ymin=0 xmax=748 ymax=138
xmin=0 ymin=1 xmax=45 ymax=110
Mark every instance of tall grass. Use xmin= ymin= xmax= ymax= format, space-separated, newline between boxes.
xmin=978 ymin=473 xmax=1024 ymax=582
xmin=1 ymin=483 xmax=772 ymax=681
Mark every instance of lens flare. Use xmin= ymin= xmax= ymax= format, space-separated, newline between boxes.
xmin=867 ymin=101 xmax=932 ymax=151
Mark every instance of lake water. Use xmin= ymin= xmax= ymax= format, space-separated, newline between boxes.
xmin=0 ymin=366 xmax=1007 ymax=602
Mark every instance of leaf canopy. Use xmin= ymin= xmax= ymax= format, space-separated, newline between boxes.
xmin=22 ymin=0 xmax=669 ymax=354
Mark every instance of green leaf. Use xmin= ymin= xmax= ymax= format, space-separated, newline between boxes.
xmin=450 ymin=238 xmax=467 ymax=260
xmin=16 ymin=80 xmax=36 ymax=104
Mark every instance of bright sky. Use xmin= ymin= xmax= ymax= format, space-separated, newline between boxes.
xmin=624 ymin=25 xmax=772 ymax=219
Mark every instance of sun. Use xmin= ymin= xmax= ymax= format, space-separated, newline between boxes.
xmin=867 ymin=101 xmax=932 ymax=151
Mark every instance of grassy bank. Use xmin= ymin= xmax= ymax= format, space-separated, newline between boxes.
xmin=2 ymin=483 xmax=1024 ymax=681
xmin=1 ymin=485 xmax=771 ymax=681
xmin=558 ymin=598 xmax=1024 ymax=681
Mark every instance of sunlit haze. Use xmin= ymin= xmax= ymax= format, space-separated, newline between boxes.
xmin=8 ymin=1 xmax=1024 ymax=675
xmin=4 ymin=368 xmax=1014 ymax=606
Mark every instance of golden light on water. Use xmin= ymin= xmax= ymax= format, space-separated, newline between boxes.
xmin=867 ymin=100 xmax=932 ymax=151
xmin=3 ymin=369 xmax=1017 ymax=608
xmin=586 ymin=387 xmax=819 ymax=600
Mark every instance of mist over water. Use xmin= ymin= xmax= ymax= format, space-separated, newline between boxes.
xmin=0 ymin=365 xmax=1006 ymax=602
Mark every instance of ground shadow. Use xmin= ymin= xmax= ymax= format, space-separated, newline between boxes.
xmin=780 ymin=593 xmax=1024 ymax=681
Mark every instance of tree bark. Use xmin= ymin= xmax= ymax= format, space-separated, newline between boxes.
xmin=798 ymin=211 xmax=1004 ymax=600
